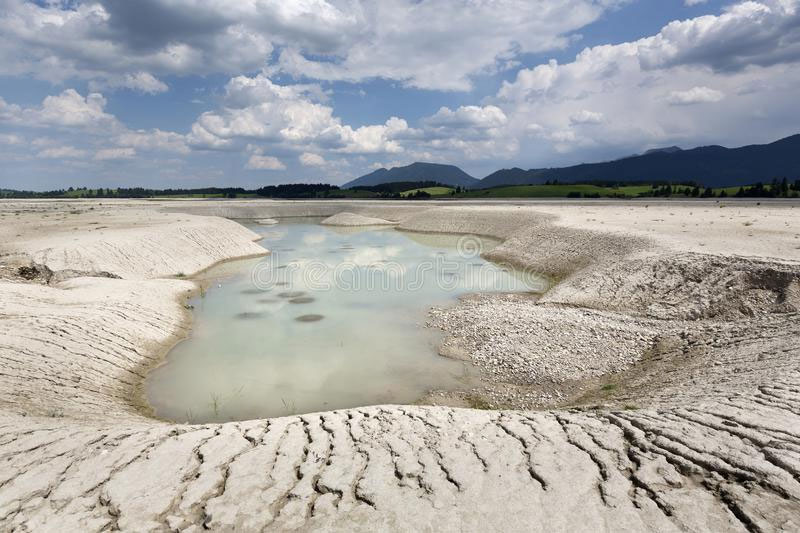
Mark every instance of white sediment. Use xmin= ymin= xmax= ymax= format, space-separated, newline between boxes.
xmin=1 ymin=198 xmax=799 ymax=531
xmin=320 ymin=211 xmax=397 ymax=226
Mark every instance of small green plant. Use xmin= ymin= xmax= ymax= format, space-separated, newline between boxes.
xmin=600 ymin=384 xmax=617 ymax=392
xmin=465 ymin=394 xmax=492 ymax=410
xmin=176 ymin=272 xmax=186 ymax=278
xmin=281 ymin=397 xmax=296 ymax=415
xmin=210 ymin=393 xmax=220 ymax=417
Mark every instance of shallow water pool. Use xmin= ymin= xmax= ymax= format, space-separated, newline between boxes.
xmin=146 ymin=219 xmax=544 ymax=422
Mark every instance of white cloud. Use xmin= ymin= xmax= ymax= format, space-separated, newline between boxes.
xmin=299 ymin=152 xmax=325 ymax=167
xmin=188 ymin=73 xmax=414 ymax=155
xmin=36 ymin=90 xmax=116 ymax=128
xmin=493 ymin=0 xmax=800 ymax=160
xmin=115 ymin=129 xmax=189 ymax=154
xmin=667 ymin=86 xmax=725 ymax=105
xmin=0 ymin=133 xmax=22 ymax=145
xmin=0 ymin=0 xmax=272 ymax=85
xmin=94 ymin=147 xmax=136 ymax=160
xmin=2 ymin=0 xmax=800 ymax=187
xmin=0 ymin=0 xmax=626 ymax=91
xmin=637 ymin=0 xmax=800 ymax=72
xmin=275 ymin=0 xmax=629 ymax=90
xmin=338 ymin=117 xmax=411 ymax=154
xmin=0 ymin=97 xmax=21 ymax=122
xmin=0 ymin=89 xmax=118 ymax=130
xmin=31 ymin=137 xmax=56 ymax=147
xmin=37 ymin=146 xmax=87 ymax=159
xmin=88 ymin=72 xmax=169 ymax=94
xmin=425 ymin=106 xmax=507 ymax=129
xmin=569 ymin=110 xmax=605 ymax=125
xmin=685 ymin=0 xmax=708 ymax=5
xmin=246 ymin=154 xmax=286 ymax=170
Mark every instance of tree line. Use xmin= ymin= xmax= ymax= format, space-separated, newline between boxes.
xmin=645 ymin=178 xmax=799 ymax=198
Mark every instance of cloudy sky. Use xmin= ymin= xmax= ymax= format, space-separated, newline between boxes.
xmin=1 ymin=0 xmax=799 ymax=190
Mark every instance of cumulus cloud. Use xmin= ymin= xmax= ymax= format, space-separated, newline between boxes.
xmin=415 ymin=104 xmax=516 ymax=159
xmin=569 ymin=110 xmax=605 ymax=125
xmin=37 ymin=146 xmax=87 ymax=159
xmin=2 ymin=0 xmax=799 ymax=186
xmin=246 ymin=154 xmax=286 ymax=170
xmin=115 ymin=129 xmax=189 ymax=154
xmin=94 ymin=147 xmax=136 ymax=160
xmin=667 ymin=86 xmax=725 ymax=105
xmin=88 ymin=72 xmax=169 ymax=94
xmin=0 ymin=0 xmax=272 ymax=85
xmin=425 ymin=106 xmax=507 ymax=129
xmin=275 ymin=0 xmax=630 ymax=90
xmin=299 ymin=152 xmax=326 ymax=167
xmin=0 ymin=133 xmax=22 ymax=145
xmin=0 ymin=0 xmax=625 ymax=91
xmin=0 ymin=89 xmax=118 ymax=130
xmin=494 ymin=0 xmax=800 ymax=159
xmin=188 ymin=73 xmax=414 ymax=155
xmin=637 ymin=0 xmax=800 ymax=72
xmin=36 ymin=90 xmax=116 ymax=128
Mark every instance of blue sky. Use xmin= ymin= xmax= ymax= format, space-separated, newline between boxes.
xmin=1 ymin=0 xmax=798 ymax=190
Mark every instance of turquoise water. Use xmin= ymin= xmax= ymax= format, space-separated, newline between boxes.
xmin=146 ymin=220 xmax=543 ymax=422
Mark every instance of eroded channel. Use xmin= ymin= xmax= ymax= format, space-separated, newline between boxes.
xmin=146 ymin=219 xmax=544 ymax=422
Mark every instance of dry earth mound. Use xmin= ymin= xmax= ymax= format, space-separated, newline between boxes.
xmin=320 ymin=212 xmax=397 ymax=226
xmin=542 ymin=252 xmax=800 ymax=320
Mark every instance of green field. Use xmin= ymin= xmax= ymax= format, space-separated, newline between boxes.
xmin=333 ymin=189 xmax=383 ymax=198
xmin=401 ymin=186 xmax=454 ymax=197
xmin=454 ymin=184 xmax=655 ymax=198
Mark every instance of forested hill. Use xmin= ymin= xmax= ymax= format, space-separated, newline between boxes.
xmin=480 ymin=134 xmax=800 ymax=188
xmin=343 ymin=162 xmax=479 ymax=189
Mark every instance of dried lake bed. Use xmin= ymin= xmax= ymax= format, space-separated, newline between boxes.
xmin=1 ymin=198 xmax=800 ymax=531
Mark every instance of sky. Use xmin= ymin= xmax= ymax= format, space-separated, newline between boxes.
xmin=1 ymin=0 xmax=799 ymax=190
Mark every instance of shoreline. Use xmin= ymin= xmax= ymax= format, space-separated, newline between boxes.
xmin=140 ymin=219 xmax=528 ymax=424
xmin=135 ymin=249 xmax=272 ymax=423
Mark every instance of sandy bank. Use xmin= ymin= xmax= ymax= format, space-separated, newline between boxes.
xmin=320 ymin=212 xmax=397 ymax=226
xmin=1 ymin=198 xmax=799 ymax=531
xmin=0 ymin=201 xmax=267 ymax=280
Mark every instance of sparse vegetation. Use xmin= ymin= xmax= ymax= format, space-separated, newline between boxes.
xmin=465 ymin=394 xmax=493 ymax=410
xmin=281 ymin=397 xmax=297 ymax=415
xmin=210 ymin=393 xmax=221 ymax=417
xmin=401 ymin=186 xmax=454 ymax=197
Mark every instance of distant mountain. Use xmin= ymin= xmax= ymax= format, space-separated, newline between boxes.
xmin=480 ymin=134 xmax=800 ymax=188
xmin=643 ymin=146 xmax=682 ymax=156
xmin=480 ymin=168 xmax=548 ymax=188
xmin=343 ymin=162 xmax=479 ymax=189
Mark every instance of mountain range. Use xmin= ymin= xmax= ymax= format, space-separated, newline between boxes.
xmin=343 ymin=134 xmax=800 ymax=189
xmin=342 ymin=162 xmax=480 ymax=189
